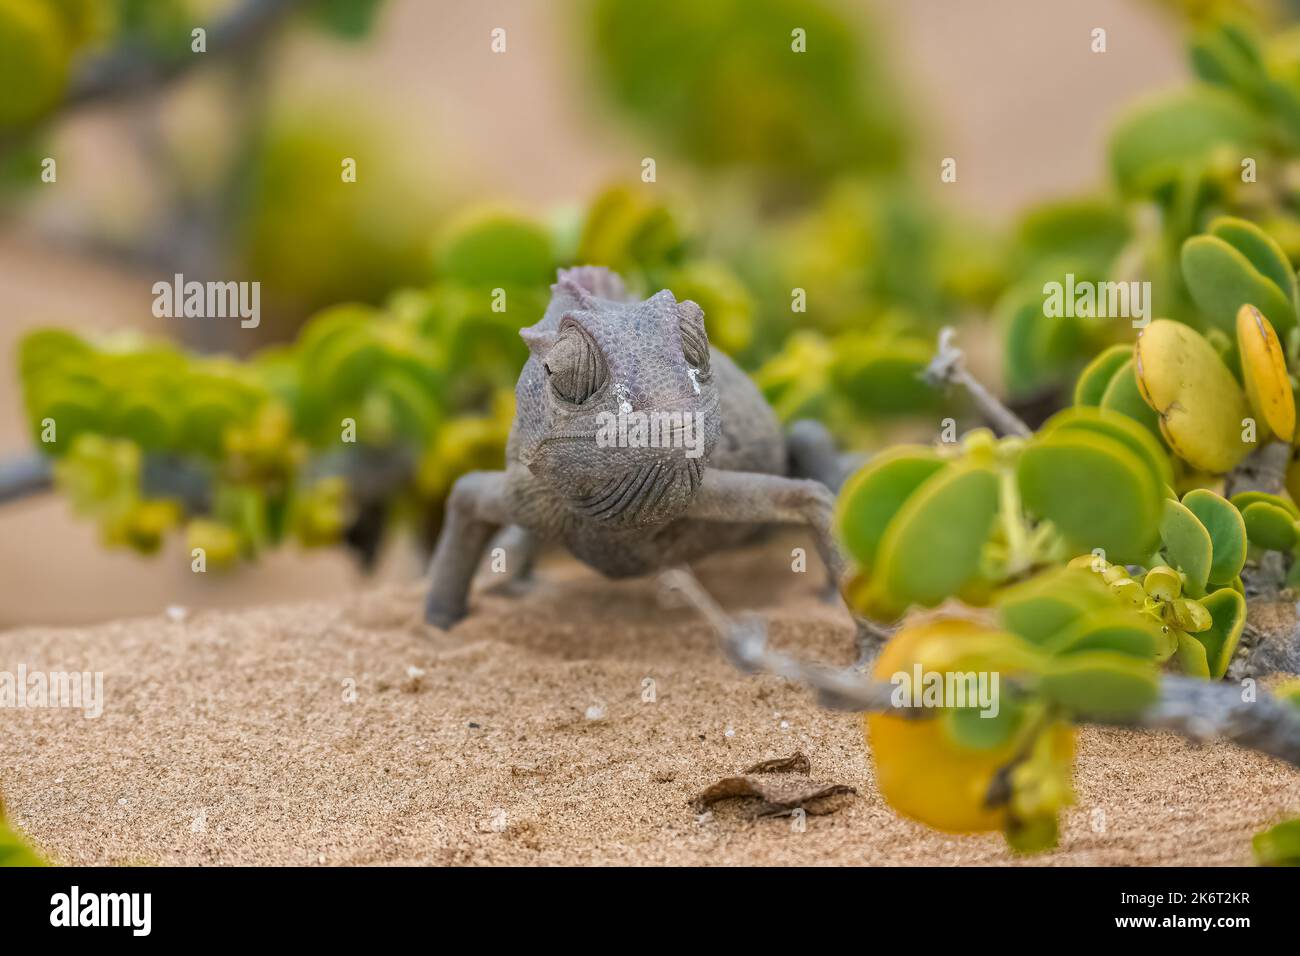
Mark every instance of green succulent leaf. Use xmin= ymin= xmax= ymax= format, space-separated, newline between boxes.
xmin=1015 ymin=199 xmax=1130 ymax=278
xmin=1182 ymin=229 xmax=1297 ymax=337
xmin=1180 ymin=488 xmax=1247 ymax=585
xmin=1109 ymin=87 xmax=1264 ymax=196
xmin=1208 ymin=217 xmax=1298 ymax=308
xmin=863 ymin=463 xmax=1000 ymax=620
xmin=1005 ymin=813 xmax=1060 ymax=855
xmin=312 ymin=0 xmax=386 ymax=39
xmin=1160 ymin=498 xmax=1213 ymax=594
xmin=1017 ymin=430 xmax=1162 ymax=565
xmin=1175 ymin=629 xmax=1212 ymax=677
xmin=999 ymin=280 xmax=1085 ymax=398
xmin=19 ymin=328 xmax=92 ymax=380
xmin=32 ymin=385 xmax=105 ymax=456
xmin=1073 ymin=344 xmax=1134 ymax=408
xmin=835 ymin=448 xmax=946 ymax=573
xmin=0 ymin=816 xmax=46 ymax=867
xmin=578 ymin=185 xmax=687 ymax=273
xmin=1229 ymin=490 xmax=1300 ymax=518
xmin=994 ymin=569 xmax=1111 ymax=647
xmin=1045 ymin=607 xmax=1161 ymax=659
xmin=1253 ymin=818 xmax=1300 ymax=867
xmin=942 ymin=700 xmax=1025 ymax=752
xmin=1097 ymin=357 xmax=1164 ymax=444
xmin=1189 ymin=21 xmax=1268 ymax=103
xmin=434 ymin=209 xmax=555 ymax=287
xmin=1037 ymin=651 xmax=1160 ymax=719
xmin=1192 ymin=588 xmax=1247 ymax=680
xmin=1042 ymin=405 xmax=1173 ymax=489
xmin=829 ymin=335 xmax=938 ymax=416
xmin=1240 ymin=500 xmax=1299 ymax=551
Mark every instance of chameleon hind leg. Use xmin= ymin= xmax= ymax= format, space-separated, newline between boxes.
xmin=424 ymin=470 xmax=511 ymax=628
xmin=785 ymin=419 xmax=865 ymax=493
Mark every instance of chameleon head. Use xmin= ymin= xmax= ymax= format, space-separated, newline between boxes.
xmin=522 ymin=281 xmax=722 ymax=529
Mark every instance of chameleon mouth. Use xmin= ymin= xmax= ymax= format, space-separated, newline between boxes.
xmin=568 ymin=459 xmax=704 ymax=526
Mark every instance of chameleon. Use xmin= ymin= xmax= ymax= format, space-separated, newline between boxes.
xmin=424 ymin=266 xmax=869 ymax=648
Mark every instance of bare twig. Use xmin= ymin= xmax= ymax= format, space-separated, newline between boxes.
xmin=1090 ymin=675 xmax=1300 ymax=767
xmin=661 ymin=568 xmax=898 ymax=713
xmin=923 ymin=327 xmax=1031 ymax=438
xmin=63 ymin=0 xmax=304 ymax=112
xmin=662 ymin=568 xmax=1300 ymax=768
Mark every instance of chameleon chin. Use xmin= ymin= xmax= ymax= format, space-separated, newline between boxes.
xmin=424 ymin=266 xmax=873 ymax=650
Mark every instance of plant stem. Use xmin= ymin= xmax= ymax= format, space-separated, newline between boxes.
xmin=661 ymin=568 xmax=1300 ymax=768
xmin=923 ymin=327 xmax=1031 ymax=438
xmin=998 ymin=464 xmax=1032 ymax=575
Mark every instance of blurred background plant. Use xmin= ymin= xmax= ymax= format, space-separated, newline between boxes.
xmin=0 ymin=0 xmax=1274 ymax=626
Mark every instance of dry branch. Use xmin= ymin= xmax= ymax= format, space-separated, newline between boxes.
xmin=923 ymin=327 xmax=1032 ymax=438
xmin=65 ymin=0 xmax=305 ymax=111
xmin=660 ymin=568 xmax=1300 ymax=769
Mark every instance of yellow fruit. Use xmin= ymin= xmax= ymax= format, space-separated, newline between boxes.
xmin=1236 ymin=304 xmax=1295 ymax=442
xmin=1134 ymin=319 xmax=1252 ymax=473
xmin=865 ymin=618 xmax=1073 ymax=833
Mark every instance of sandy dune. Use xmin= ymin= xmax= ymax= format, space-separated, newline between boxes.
xmin=1 ymin=536 xmax=1296 ymax=866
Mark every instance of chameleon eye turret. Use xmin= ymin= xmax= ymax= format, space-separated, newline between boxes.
xmin=545 ymin=324 xmax=607 ymax=406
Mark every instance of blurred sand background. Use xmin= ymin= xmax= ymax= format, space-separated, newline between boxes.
xmin=0 ymin=0 xmax=1184 ymax=628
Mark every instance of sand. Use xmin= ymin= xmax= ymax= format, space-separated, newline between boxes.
xmin=2 ymin=535 xmax=1297 ymax=867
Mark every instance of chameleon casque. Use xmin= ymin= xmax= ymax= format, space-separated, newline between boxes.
xmin=424 ymin=266 xmax=866 ymax=644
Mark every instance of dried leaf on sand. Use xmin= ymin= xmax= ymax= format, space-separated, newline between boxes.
xmin=694 ymin=752 xmax=855 ymax=816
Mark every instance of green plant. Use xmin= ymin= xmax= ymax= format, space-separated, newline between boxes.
xmin=0 ymin=798 xmax=47 ymax=867
xmin=1254 ymin=818 xmax=1300 ymax=866
xmin=16 ymin=206 xmax=544 ymax=564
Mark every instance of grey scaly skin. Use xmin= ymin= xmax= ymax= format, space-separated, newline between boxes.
xmin=424 ymin=266 xmax=870 ymax=648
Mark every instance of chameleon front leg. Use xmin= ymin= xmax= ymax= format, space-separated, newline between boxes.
xmin=685 ymin=469 xmax=886 ymax=661
xmin=425 ymin=470 xmax=511 ymax=628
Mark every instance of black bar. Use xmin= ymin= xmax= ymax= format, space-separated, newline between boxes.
xmin=0 ymin=866 xmax=1287 ymax=941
